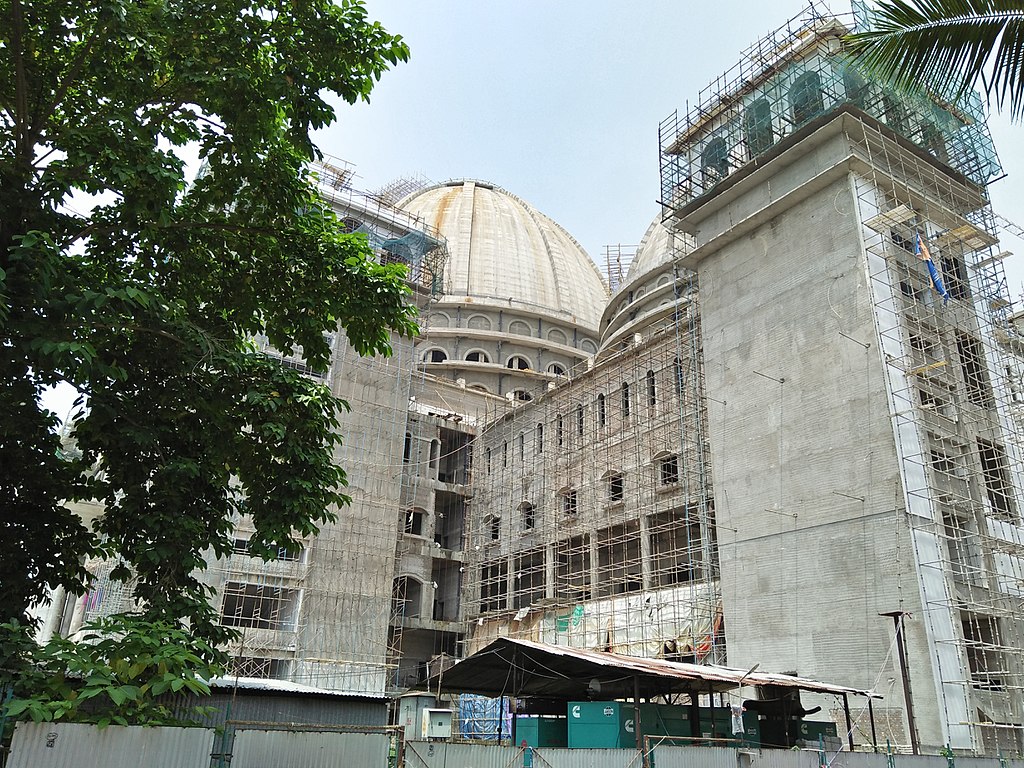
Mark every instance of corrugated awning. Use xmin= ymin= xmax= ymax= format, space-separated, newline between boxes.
xmin=421 ymin=638 xmax=880 ymax=701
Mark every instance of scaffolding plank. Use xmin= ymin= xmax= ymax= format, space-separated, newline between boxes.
xmin=864 ymin=204 xmax=917 ymax=233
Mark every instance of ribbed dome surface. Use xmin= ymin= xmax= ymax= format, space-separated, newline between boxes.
xmin=626 ymin=215 xmax=674 ymax=282
xmin=400 ymin=181 xmax=607 ymax=331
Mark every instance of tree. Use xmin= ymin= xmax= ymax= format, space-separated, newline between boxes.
xmin=1 ymin=615 xmax=223 ymax=728
xmin=0 ymin=0 xmax=416 ymax=644
xmin=845 ymin=0 xmax=1024 ymax=120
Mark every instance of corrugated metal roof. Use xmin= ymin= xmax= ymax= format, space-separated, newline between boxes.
xmin=423 ymin=638 xmax=880 ymax=700
xmin=207 ymin=676 xmax=386 ymax=700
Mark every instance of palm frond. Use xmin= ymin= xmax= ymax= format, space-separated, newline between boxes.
xmin=845 ymin=0 xmax=1024 ymax=121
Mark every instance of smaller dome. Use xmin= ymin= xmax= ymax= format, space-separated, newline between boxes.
xmin=626 ymin=216 xmax=675 ymax=282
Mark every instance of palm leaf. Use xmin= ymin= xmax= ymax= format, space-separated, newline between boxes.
xmin=845 ymin=0 xmax=1024 ymax=121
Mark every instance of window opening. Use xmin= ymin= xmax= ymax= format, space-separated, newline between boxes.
xmin=659 ymin=455 xmax=680 ymax=485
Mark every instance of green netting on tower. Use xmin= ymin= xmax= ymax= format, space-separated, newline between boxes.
xmin=658 ymin=5 xmax=1002 ymax=214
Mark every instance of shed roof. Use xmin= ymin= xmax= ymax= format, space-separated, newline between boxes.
xmin=422 ymin=638 xmax=879 ymax=701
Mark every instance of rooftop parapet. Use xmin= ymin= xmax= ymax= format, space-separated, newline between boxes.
xmin=658 ymin=3 xmax=1002 ymax=215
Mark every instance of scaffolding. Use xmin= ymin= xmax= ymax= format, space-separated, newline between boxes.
xmin=657 ymin=4 xmax=1001 ymax=218
xmin=852 ymin=118 xmax=1024 ymax=755
xmin=652 ymin=2 xmax=1023 ymax=754
xmin=313 ymin=158 xmax=448 ymax=297
xmin=202 ymin=160 xmax=451 ymax=696
xmin=458 ymin=241 xmax=722 ymax=671
xmin=603 ymin=244 xmax=638 ymax=294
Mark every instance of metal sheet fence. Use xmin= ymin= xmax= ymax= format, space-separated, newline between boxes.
xmin=6 ymin=722 xmax=216 ymax=768
xmin=405 ymin=742 xmax=644 ymax=768
xmin=230 ymin=729 xmax=390 ymax=768
xmin=535 ymin=748 xmax=644 ymax=768
xmin=405 ymin=741 xmax=523 ymax=768
xmin=8 ymin=723 xmax=1024 ymax=768
xmin=649 ymin=745 xmax=749 ymax=768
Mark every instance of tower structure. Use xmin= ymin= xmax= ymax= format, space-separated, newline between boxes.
xmin=656 ymin=5 xmax=1023 ymax=754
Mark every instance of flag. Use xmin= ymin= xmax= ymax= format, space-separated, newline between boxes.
xmin=915 ymin=233 xmax=950 ymax=305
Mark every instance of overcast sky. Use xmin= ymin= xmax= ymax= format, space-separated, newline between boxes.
xmin=318 ymin=0 xmax=1024 ymax=294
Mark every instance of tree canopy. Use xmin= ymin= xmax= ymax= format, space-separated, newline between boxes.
xmin=845 ymin=0 xmax=1024 ymax=121
xmin=0 ymin=0 xmax=415 ymax=643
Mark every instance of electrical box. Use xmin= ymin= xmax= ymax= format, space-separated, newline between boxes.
xmin=422 ymin=708 xmax=453 ymax=740
xmin=398 ymin=693 xmax=436 ymax=742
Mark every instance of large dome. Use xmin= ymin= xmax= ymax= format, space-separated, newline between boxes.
xmin=400 ymin=180 xmax=607 ymax=330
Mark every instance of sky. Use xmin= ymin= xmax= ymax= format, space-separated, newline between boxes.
xmin=38 ymin=0 xmax=1024 ymax=420
xmin=318 ymin=0 xmax=1024 ymax=295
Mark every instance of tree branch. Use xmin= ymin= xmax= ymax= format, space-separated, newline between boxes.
xmin=11 ymin=0 xmax=29 ymax=165
xmin=26 ymin=17 xmax=108 ymax=152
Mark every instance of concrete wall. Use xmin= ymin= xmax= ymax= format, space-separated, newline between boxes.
xmin=684 ymin=156 xmax=932 ymax=745
xmin=286 ymin=329 xmax=417 ymax=694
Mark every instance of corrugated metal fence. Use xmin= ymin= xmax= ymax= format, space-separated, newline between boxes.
xmin=8 ymin=724 xmax=1024 ymax=768
xmin=6 ymin=722 xmax=216 ymax=768
xmin=231 ymin=729 xmax=390 ymax=767
xmin=404 ymin=742 xmax=644 ymax=768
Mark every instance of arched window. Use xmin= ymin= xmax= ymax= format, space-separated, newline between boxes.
xmin=465 ymin=349 xmax=490 ymax=363
xmin=655 ymin=452 xmax=679 ymax=485
xmin=647 ymin=369 xmax=657 ymax=407
xmin=842 ymin=67 xmax=869 ymax=109
xmin=673 ymin=357 xmax=684 ymax=396
xmin=882 ymin=93 xmax=908 ymax=134
xmin=536 ymin=423 xmax=544 ymax=454
xmin=429 ymin=439 xmax=440 ymax=471
xmin=502 ymin=440 xmax=508 ymax=467
xmin=559 ymin=487 xmax=578 ymax=516
xmin=518 ymin=433 xmax=525 ymax=461
xmin=485 ymin=447 xmax=492 ymax=474
xmin=556 ymin=414 xmax=564 ymax=447
xmin=621 ymin=381 xmax=631 ymax=417
xmin=467 ymin=314 xmax=491 ymax=330
xmin=511 ymin=389 xmax=533 ymax=402
xmin=467 ymin=383 xmax=490 ymax=393
xmin=507 ymin=355 xmax=531 ymax=370
xmin=548 ymin=362 xmax=567 ymax=376
xmin=920 ymin=120 xmax=949 ymax=164
xmin=701 ymin=137 xmax=729 ymax=186
xmin=519 ymin=502 xmax=536 ymax=531
xmin=742 ymin=98 xmax=774 ymax=156
xmin=508 ymin=320 xmax=533 ymax=336
xmin=603 ymin=471 xmax=625 ymax=503
xmin=423 ymin=348 xmax=447 ymax=363
xmin=427 ymin=312 xmax=450 ymax=328
xmin=394 ymin=576 xmax=423 ymax=619
xmin=403 ymin=433 xmax=412 ymax=463
xmin=580 ymin=339 xmax=598 ymax=355
xmin=790 ymin=70 xmax=823 ymax=126
xmin=597 ymin=393 xmax=606 ymax=427
xmin=547 ymin=328 xmax=568 ymax=345
xmin=404 ymin=508 xmax=425 ymax=536
xmin=576 ymin=404 xmax=584 ymax=436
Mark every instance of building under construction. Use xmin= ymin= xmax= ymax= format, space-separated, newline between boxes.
xmin=36 ymin=2 xmax=1024 ymax=758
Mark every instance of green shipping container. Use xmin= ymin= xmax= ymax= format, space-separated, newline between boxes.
xmin=515 ymin=716 xmax=568 ymax=748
